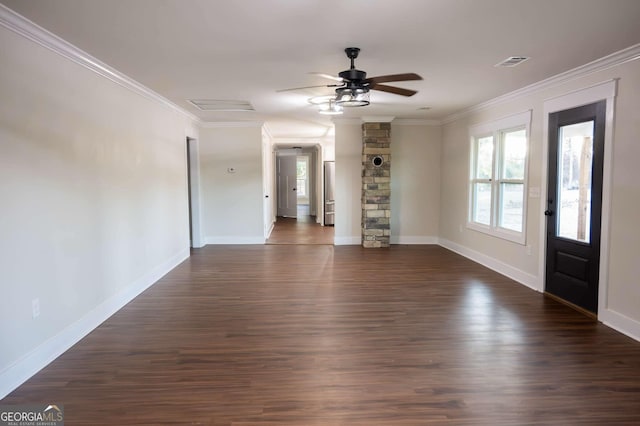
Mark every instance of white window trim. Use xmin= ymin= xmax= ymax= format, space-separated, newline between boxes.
xmin=467 ymin=110 xmax=532 ymax=244
xmin=540 ymin=79 xmax=617 ymax=317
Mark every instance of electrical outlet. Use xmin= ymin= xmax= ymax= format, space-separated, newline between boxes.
xmin=32 ymin=298 xmax=40 ymax=319
xmin=526 ymin=245 xmax=533 ymax=256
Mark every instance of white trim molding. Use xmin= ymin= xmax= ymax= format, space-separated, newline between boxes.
xmin=540 ymin=79 xmax=617 ymax=321
xmin=600 ymin=309 xmax=640 ymax=342
xmin=204 ymin=236 xmax=266 ymax=245
xmin=361 ymin=116 xmax=395 ymax=123
xmin=0 ymin=248 xmax=190 ymax=400
xmin=393 ymin=119 xmax=442 ymax=126
xmin=334 ymin=236 xmax=360 ymax=245
xmin=439 ymin=238 xmax=539 ymax=291
xmin=390 ymin=236 xmax=439 ymax=245
xmin=186 ymin=137 xmax=205 ymax=248
xmin=443 ymin=43 xmax=640 ymax=124
xmin=200 ymin=121 xmax=264 ymax=128
xmin=0 ymin=4 xmax=199 ymax=123
xmin=265 ymin=222 xmax=275 ymax=240
xmin=331 ymin=118 xmax=363 ymax=125
xmin=467 ymin=110 xmax=532 ymax=245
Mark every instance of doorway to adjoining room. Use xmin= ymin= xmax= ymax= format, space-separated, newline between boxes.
xmin=269 ymin=146 xmax=334 ymax=245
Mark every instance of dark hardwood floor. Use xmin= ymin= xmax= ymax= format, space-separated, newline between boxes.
xmin=267 ymin=205 xmax=334 ymax=245
xmin=3 ymin=245 xmax=640 ymax=425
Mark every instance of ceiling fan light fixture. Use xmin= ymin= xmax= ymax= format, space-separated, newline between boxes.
xmin=318 ymin=99 xmax=343 ymax=115
xmin=308 ymin=95 xmax=336 ymax=105
xmin=335 ymin=87 xmax=370 ymax=107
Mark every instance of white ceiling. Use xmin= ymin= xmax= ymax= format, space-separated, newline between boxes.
xmin=2 ymin=0 xmax=640 ymax=139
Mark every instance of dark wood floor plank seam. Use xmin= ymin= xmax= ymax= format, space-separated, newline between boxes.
xmin=3 ymin=245 xmax=640 ymax=425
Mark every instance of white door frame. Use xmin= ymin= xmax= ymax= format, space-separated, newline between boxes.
xmin=186 ymin=136 xmax=204 ymax=248
xmin=540 ymin=79 xmax=617 ymax=317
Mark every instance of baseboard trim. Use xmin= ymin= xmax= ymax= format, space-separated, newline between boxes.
xmin=205 ymin=236 xmax=266 ymax=245
xmin=265 ymin=222 xmax=275 ymax=240
xmin=438 ymin=240 xmax=640 ymax=343
xmin=334 ymin=236 xmax=360 ymax=245
xmin=391 ymin=236 xmax=439 ymax=245
xmin=438 ymin=238 xmax=540 ymax=292
xmin=0 ymin=248 xmax=190 ymax=400
xmin=544 ymin=291 xmax=598 ymax=320
xmin=600 ymin=308 xmax=640 ymax=342
xmin=334 ymin=236 xmax=439 ymax=245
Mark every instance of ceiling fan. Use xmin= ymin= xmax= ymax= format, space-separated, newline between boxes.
xmin=277 ymin=47 xmax=422 ymax=107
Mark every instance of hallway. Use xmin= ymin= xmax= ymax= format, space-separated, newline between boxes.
xmin=267 ymin=205 xmax=334 ymax=245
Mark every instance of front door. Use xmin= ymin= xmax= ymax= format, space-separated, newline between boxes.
xmin=277 ymin=154 xmax=297 ymax=217
xmin=545 ymin=100 xmax=606 ymax=313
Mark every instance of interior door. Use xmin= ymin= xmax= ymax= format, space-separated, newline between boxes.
xmin=545 ymin=100 xmax=605 ymax=314
xmin=277 ymin=155 xmax=297 ymax=217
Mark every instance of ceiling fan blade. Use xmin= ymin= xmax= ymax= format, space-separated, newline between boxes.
xmin=309 ymin=72 xmax=344 ymax=82
xmin=365 ymin=73 xmax=422 ymax=84
xmin=276 ymin=84 xmax=341 ymax=93
xmin=370 ymin=84 xmax=418 ymax=97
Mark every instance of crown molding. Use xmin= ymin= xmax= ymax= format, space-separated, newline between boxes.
xmin=331 ymin=118 xmax=363 ymax=125
xmin=272 ymin=140 xmax=323 ymax=149
xmin=442 ymin=43 xmax=640 ymax=125
xmin=272 ymin=137 xmax=323 ymax=144
xmin=393 ymin=118 xmax=442 ymax=126
xmin=361 ymin=116 xmax=395 ymax=123
xmin=0 ymin=4 xmax=199 ymax=123
xmin=200 ymin=121 xmax=264 ymax=128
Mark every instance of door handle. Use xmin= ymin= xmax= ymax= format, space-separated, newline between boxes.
xmin=292 ymin=188 xmax=296 ymax=191
xmin=545 ymin=199 xmax=554 ymax=216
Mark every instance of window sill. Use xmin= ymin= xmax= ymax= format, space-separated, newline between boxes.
xmin=466 ymin=222 xmax=526 ymax=245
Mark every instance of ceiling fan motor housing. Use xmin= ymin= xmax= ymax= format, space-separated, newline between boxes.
xmin=276 ymin=46 xmax=419 ymax=101
xmin=339 ymin=68 xmax=367 ymax=82
xmin=345 ymin=47 xmax=360 ymax=59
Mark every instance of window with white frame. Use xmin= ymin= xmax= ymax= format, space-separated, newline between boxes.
xmin=468 ymin=111 xmax=531 ymax=244
xmin=296 ymin=156 xmax=308 ymax=198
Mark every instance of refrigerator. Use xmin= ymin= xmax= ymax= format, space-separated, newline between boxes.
xmin=324 ymin=161 xmax=335 ymax=226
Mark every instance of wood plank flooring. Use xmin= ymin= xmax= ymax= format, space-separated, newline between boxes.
xmin=266 ymin=212 xmax=334 ymax=245
xmin=3 ymin=245 xmax=640 ymax=425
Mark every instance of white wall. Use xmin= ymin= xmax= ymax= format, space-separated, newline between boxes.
xmin=323 ymin=138 xmax=336 ymax=162
xmin=439 ymin=55 xmax=640 ymax=340
xmin=334 ymin=120 xmax=363 ymax=245
xmin=199 ymin=126 xmax=264 ymax=244
xmin=440 ymin=109 xmax=541 ymax=285
xmin=334 ymin=119 xmax=441 ymax=245
xmin=391 ymin=123 xmax=441 ymax=244
xmin=0 ymin=24 xmax=195 ymax=397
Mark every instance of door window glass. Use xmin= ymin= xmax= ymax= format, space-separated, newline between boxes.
xmin=556 ymin=121 xmax=594 ymax=243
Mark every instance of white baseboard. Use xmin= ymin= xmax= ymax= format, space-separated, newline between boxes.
xmin=0 ymin=248 xmax=190 ymax=400
xmin=335 ymin=236 xmax=439 ymax=245
xmin=438 ymin=239 xmax=640 ymax=343
xmin=391 ymin=236 xmax=439 ymax=245
xmin=438 ymin=238 xmax=540 ymax=292
xmin=334 ymin=236 xmax=360 ymax=245
xmin=265 ymin=222 xmax=275 ymax=240
xmin=600 ymin=308 xmax=640 ymax=342
xmin=205 ymin=236 xmax=265 ymax=245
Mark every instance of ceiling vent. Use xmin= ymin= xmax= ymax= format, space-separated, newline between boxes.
xmin=189 ymin=99 xmax=254 ymax=111
xmin=494 ymin=56 xmax=530 ymax=67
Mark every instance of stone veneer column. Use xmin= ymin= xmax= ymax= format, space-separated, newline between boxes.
xmin=362 ymin=122 xmax=391 ymax=248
